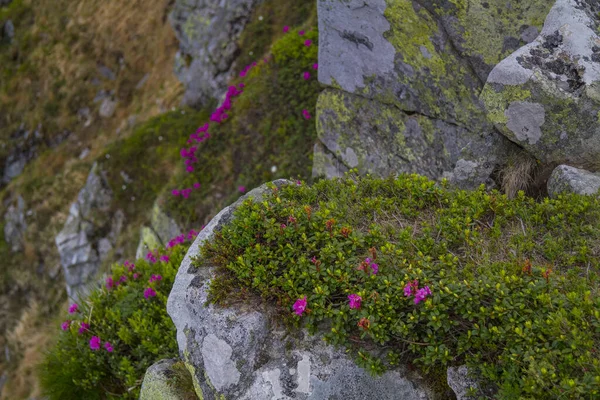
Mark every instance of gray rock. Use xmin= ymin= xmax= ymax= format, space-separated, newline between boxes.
xmin=97 ymin=64 xmax=116 ymax=81
xmin=140 ymin=359 xmax=197 ymax=400
xmin=169 ymin=0 xmax=260 ymax=107
xmin=3 ymin=20 xmax=14 ymax=41
xmin=2 ymin=127 xmax=41 ymax=184
xmin=135 ymin=201 xmax=182 ymax=259
xmin=482 ymin=0 xmax=600 ymax=168
xmin=547 ymin=165 xmax=600 ymax=198
xmin=447 ymin=365 xmax=479 ymax=400
xmin=165 ymin=180 xmax=432 ymax=399
xmin=99 ymin=98 xmax=117 ymax=118
xmin=55 ymin=164 xmax=122 ymax=300
xmin=3 ymin=196 xmax=26 ymax=253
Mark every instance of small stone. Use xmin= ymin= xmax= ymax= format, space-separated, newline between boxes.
xmin=547 ymin=165 xmax=600 ymax=198
xmin=99 ymin=98 xmax=117 ymax=118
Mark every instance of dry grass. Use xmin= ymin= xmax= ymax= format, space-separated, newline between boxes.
xmin=500 ymin=150 xmax=538 ymax=199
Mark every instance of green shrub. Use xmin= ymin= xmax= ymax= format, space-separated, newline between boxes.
xmin=39 ymin=241 xmax=192 ymax=400
xmin=201 ymin=174 xmax=600 ymax=399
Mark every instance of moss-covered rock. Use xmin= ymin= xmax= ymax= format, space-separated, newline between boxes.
xmin=481 ymin=0 xmax=600 ymax=169
xmin=140 ymin=359 xmax=198 ymax=400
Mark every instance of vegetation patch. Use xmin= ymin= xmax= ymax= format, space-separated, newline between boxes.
xmin=39 ymin=237 xmax=196 ymax=400
xmin=202 ymin=174 xmax=600 ymax=398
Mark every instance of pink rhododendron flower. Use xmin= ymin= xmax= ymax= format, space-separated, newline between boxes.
xmin=68 ymin=304 xmax=78 ymax=314
xmin=303 ymin=72 xmax=310 ymax=80
xmin=172 ymin=189 xmax=180 ymax=196
xmin=238 ymin=186 xmax=246 ymax=193
xmin=194 ymin=182 xmax=201 ymax=189
xmin=302 ymin=109 xmax=311 ymax=120
xmin=106 ymin=277 xmax=114 ymax=290
xmin=403 ymin=283 xmax=413 ymax=297
xmin=370 ymin=263 xmax=379 ymax=275
xmin=160 ymin=255 xmax=169 ymax=263
xmin=144 ymin=287 xmax=157 ymax=299
xmin=89 ymin=336 xmax=101 ymax=351
xmin=283 ymin=26 xmax=290 ymax=33
xmin=104 ymin=341 xmax=114 ymax=353
xmin=149 ymin=274 xmax=163 ymax=283
xmin=133 ymin=273 xmax=140 ymax=280
xmin=414 ymin=286 xmax=432 ymax=305
xmin=293 ymin=296 xmax=307 ymax=316
xmin=313 ymin=63 xmax=319 ymax=70
xmin=348 ymin=294 xmax=362 ymax=309
xmin=61 ymin=320 xmax=71 ymax=331
xmin=186 ymin=166 xmax=194 ymax=173
xmin=119 ymin=275 xmax=127 ymax=284
xmin=79 ymin=322 xmax=90 ymax=334
xmin=299 ymin=30 xmax=305 ymax=35
xmin=146 ymin=252 xmax=157 ymax=263
xmin=304 ymin=39 xmax=312 ymax=47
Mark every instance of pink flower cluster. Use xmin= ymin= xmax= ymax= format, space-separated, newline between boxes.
xmin=404 ymin=280 xmax=432 ymax=305
xmin=106 ymin=274 xmax=128 ymax=290
xmin=166 ymin=229 xmax=199 ymax=249
xmin=149 ymin=274 xmax=162 ymax=283
xmin=89 ymin=336 xmax=113 ymax=352
xmin=146 ymin=251 xmax=158 ymax=263
xmin=144 ymin=287 xmax=157 ymax=299
xmin=293 ymin=296 xmax=308 ymax=316
xmin=302 ymin=109 xmax=311 ymax=120
xmin=348 ymin=293 xmax=362 ymax=309
xmin=172 ymin=183 xmax=201 ymax=198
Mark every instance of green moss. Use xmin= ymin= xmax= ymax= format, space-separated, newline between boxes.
xmin=481 ymin=84 xmax=532 ymax=124
xmin=433 ymin=0 xmax=553 ymax=66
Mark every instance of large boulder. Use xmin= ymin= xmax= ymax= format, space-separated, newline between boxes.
xmin=166 ymin=180 xmax=433 ymax=399
xmin=55 ymin=164 xmax=125 ymax=300
xmin=169 ymin=0 xmax=261 ymax=107
xmin=481 ymin=0 xmax=600 ymax=169
xmin=314 ymin=0 xmax=527 ymax=189
xmin=547 ymin=164 xmax=600 ymax=198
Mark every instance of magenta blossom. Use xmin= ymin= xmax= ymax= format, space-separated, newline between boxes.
xmin=302 ymin=109 xmax=311 ymax=120
xmin=403 ymin=283 xmax=413 ymax=297
xmin=106 ymin=276 xmax=115 ymax=290
xmin=414 ymin=286 xmax=432 ymax=305
xmin=172 ymin=189 xmax=180 ymax=197
xmin=303 ymin=72 xmax=310 ymax=80
xmin=283 ymin=26 xmax=290 ymax=33
xmin=144 ymin=287 xmax=157 ymax=299
xmin=61 ymin=320 xmax=71 ymax=331
xmin=370 ymin=263 xmax=379 ymax=275
xmin=193 ymin=182 xmax=201 ymax=189
xmin=133 ymin=273 xmax=140 ymax=280
xmin=149 ymin=274 xmax=163 ymax=283
xmin=348 ymin=294 xmax=362 ymax=309
xmin=293 ymin=296 xmax=308 ymax=316
xmin=104 ymin=341 xmax=114 ymax=353
xmin=160 ymin=255 xmax=169 ymax=263
xmin=299 ymin=30 xmax=305 ymax=36
xmin=313 ymin=63 xmax=319 ymax=70
xmin=119 ymin=275 xmax=127 ymax=284
xmin=68 ymin=303 xmax=78 ymax=314
xmin=79 ymin=322 xmax=90 ymax=335
xmin=89 ymin=336 xmax=101 ymax=351
xmin=305 ymin=39 xmax=312 ymax=47
xmin=146 ymin=252 xmax=157 ymax=263
xmin=238 ymin=185 xmax=246 ymax=193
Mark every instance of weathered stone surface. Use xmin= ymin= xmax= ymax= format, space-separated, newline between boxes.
xmin=447 ymin=365 xmax=479 ymax=400
xmin=314 ymin=88 xmax=508 ymax=189
xmin=166 ymin=180 xmax=432 ymax=399
xmin=135 ymin=201 xmax=182 ymax=259
xmin=99 ymin=98 xmax=117 ymax=118
xmin=55 ymin=164 xmax=124 ymax=300
xmin=482 ymin=0 xmax=600 ymax=168
xmin=3 ymin=195 xmax=26 ymax=253
xmin=169 ymin=0 xmax=260 ymax=107
xmin=140 ymin=359 xmax=197 ymax=400
xmin=547 ymin=165 xmax=600 ymax=198
xmin=315 ymin=0 xmax=527 ymax=189
xmin=2 ymin=126 xmax=43 ymax=184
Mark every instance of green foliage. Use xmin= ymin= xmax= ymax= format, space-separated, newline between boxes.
xmin=164 ymin=27 xmax=320 ymax=229
xmin=202 ymin=174 xmax=600 ymax=399
xmin=39 ymin=244 xmax=188 ymax=400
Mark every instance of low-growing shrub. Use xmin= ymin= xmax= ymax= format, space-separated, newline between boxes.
xmin=39 ymin=233 xmax=197 ymax=400
xmin=201 ymin=174 xmax=600 ymax=399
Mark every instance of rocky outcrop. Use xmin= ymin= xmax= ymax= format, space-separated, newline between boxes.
xmin=135 ymin=201 xmax=182 ymax=259
xmin=169 ymin=0 xmax=261 ymax=107
xmin=314 ymin=0 xmax=600 ymax=190
xmin=165 ymin=181 xmax=433 ymax=399
xmin=482 ymin=0 xmax=600 ymax=169
xmin=55 ymin=164 xmax=125 ymax=300
xmin=140 ymin=359 xmax=198 ymax=400
xmin=447 ymin=366 xmax=479 ymax=400
xmin=3 ymin=195 xmax=26 ymax=253
xmin=547 ymin=165 xmax=600 ymax=198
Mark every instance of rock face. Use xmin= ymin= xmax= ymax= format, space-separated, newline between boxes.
xmin=482 ymin=0 xmax=600 ymax=169
xmin=447 ymin=366 xmax=479 ymax=400
xmin=547 ymin=165 xmax=600 ymax=198
xmin=140 ymin=359 xmax=197 ymax=400
xmin=55 ymin=164 xmax=125 ymax=300
xmin=165 ymin=181 xmax=432 ymax=400
xmin=3 ymin=196 xmax=26 ymax=253
xmin=169 ymin=0 xmax=261 ymax=107
xmin=135 ymin=201 xmax=182 ymax=260
xmin=314 ymin=0 xmax=600 ymax=190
